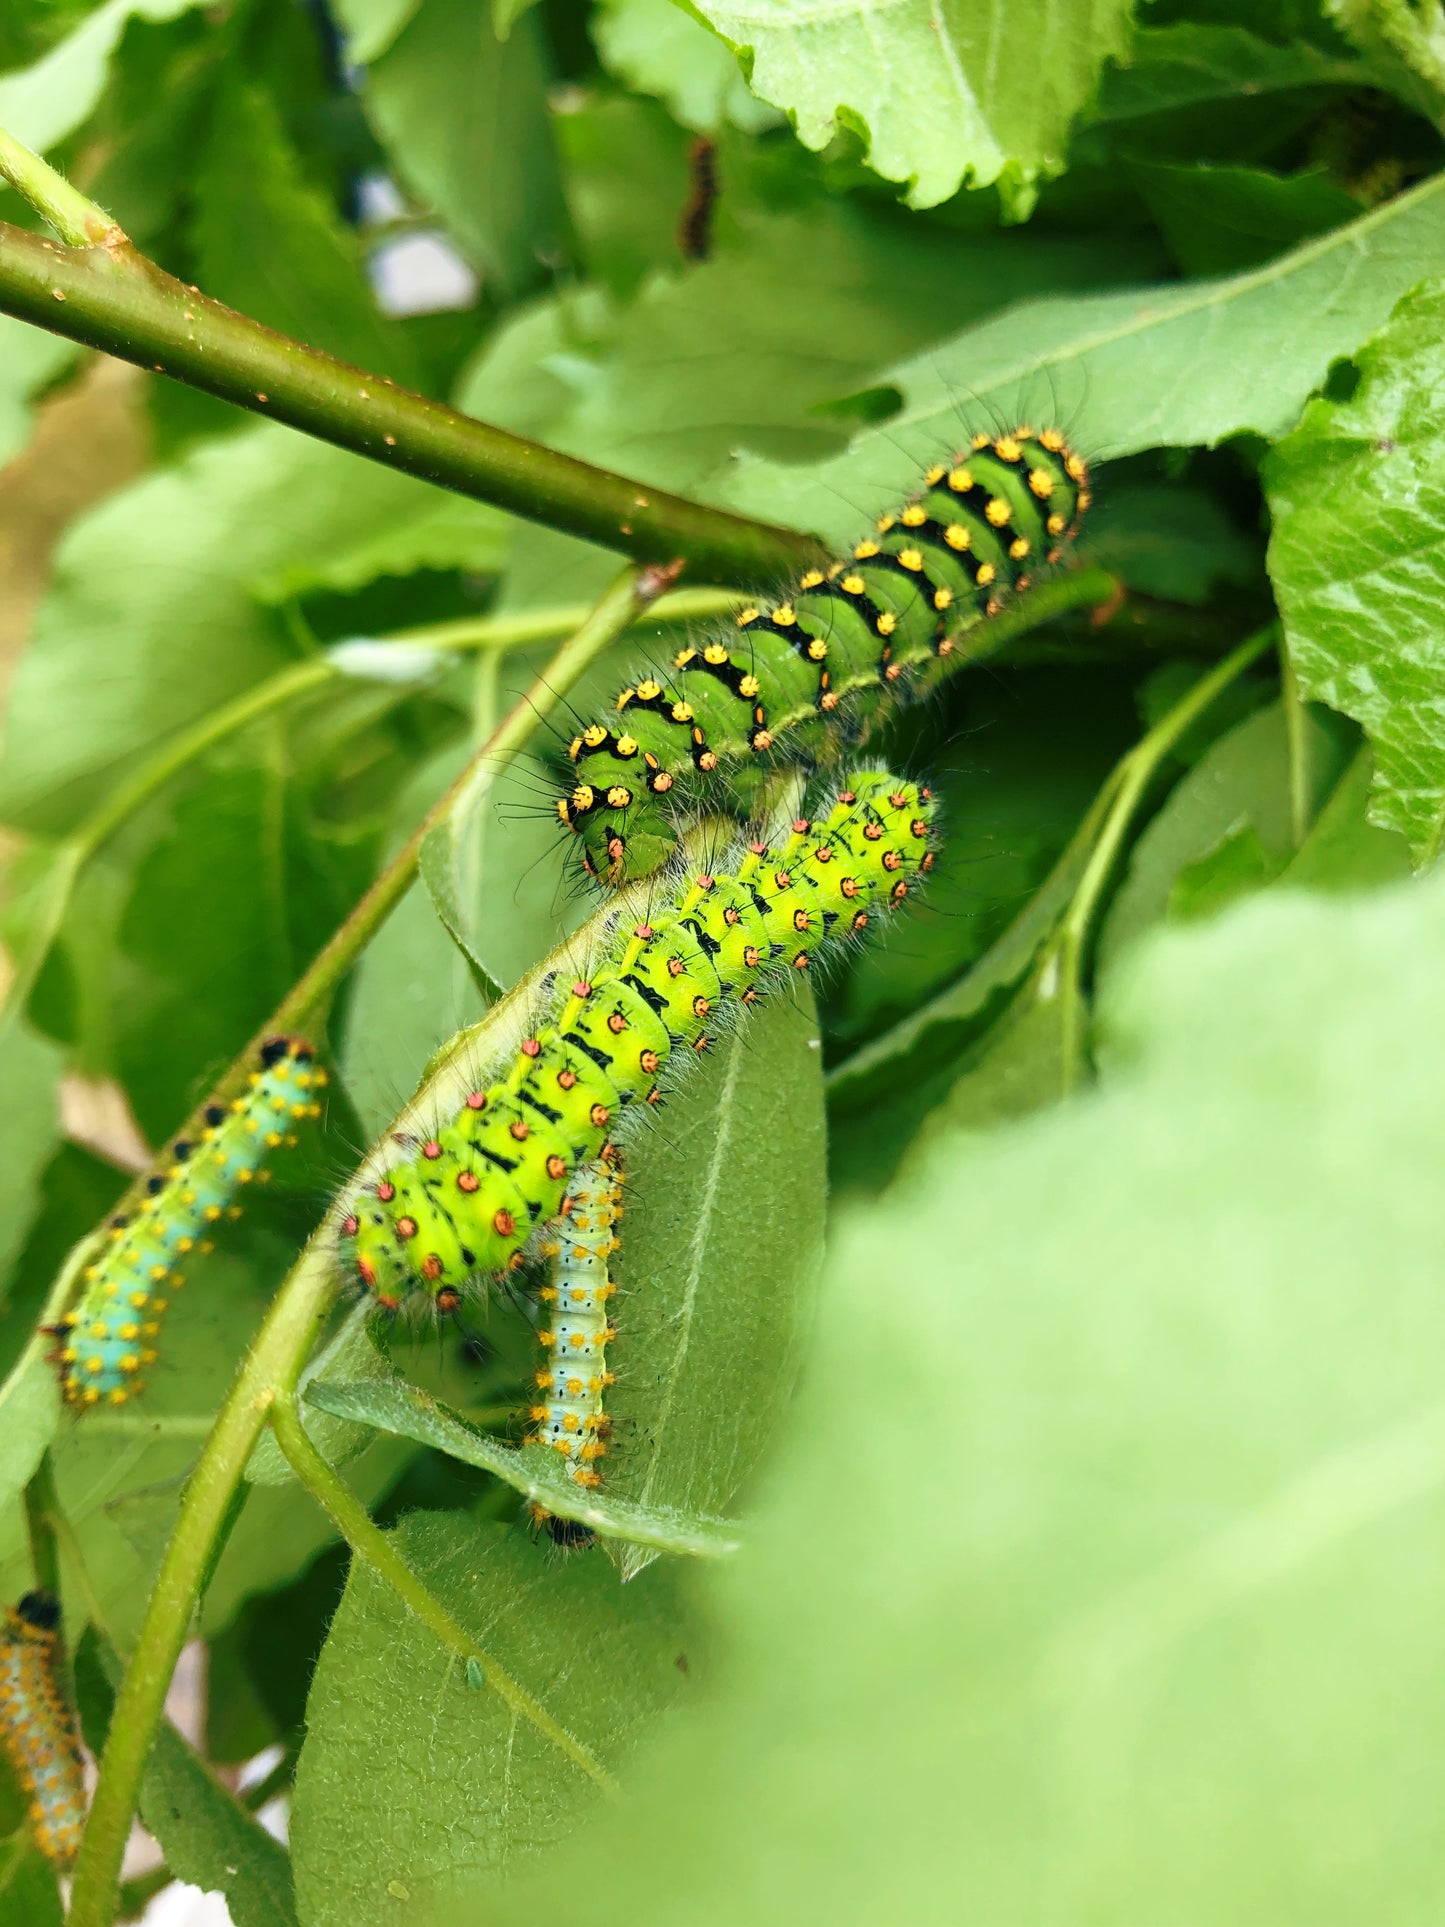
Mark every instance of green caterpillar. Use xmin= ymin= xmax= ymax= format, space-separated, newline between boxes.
xmin=557 ymin=426 xmax=1087 ymax=882
xmin=56 ymin=1038 xmax=324 ymax=1406
xmin=341 ymin=769 xmax=936 ymax=1312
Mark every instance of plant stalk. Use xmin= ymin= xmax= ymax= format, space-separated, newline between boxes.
xmin=60 ymin=573 xmax=652 ymax=1926
xmin=0 ymin=205 xmax=821 ymax=582
xmin=269 ymin=1393 xmax=616 ymax=1793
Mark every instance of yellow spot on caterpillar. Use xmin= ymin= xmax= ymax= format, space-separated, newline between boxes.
xmin=994 ymin=436 xmax=1022 ymax=462
xmin=583 ymin=723 xmax=607 ymax=747
xmin=899 ymin=548 xmax=923 ymax=571
xmin=807 ymin=638 xmax=827 ymax=660
xmin=877 ymin=611 xmax=897 ymax=636
xmin=1041 ymin=428 xmax=1065 ymax=451
xmin=1047 ymin=512 xmax=1067 ymax=536
xmin=1009 ymin=537 xmax=1030 ymax=560
xmin=571 ymin=784 xmax=595 ymax=811
xmin=737 ymin=607 xmax=759 ymax=626
xmin=985 ymin=497 xmax=1011 ymax=527
xmin=1028 ymin=467 xmax=1054 ymax=498
xmin=673 ymin=646 xmax=696 ymax=668
xmin=949 ymin=467 xmax=973 ymax=491
xmin=944 ymin=524 xmax=970 ymax=551
xmin=853 ymin=541 xmax=879 ymax=560
xmin=1066 ymin=453 xmax=1087 ymax=482
xmin=703 ymin=643 xmax=728 ymax=664
xmin=976 ymin=563 xmax=997 ymax=587
xmin=772 ymin=603 xmax=796 ymax=624
xmin=799 ymin=569 xmax=825 ymax=588
xmin=925 ymin=464 xmax=946 ymax=484
xmin=739 ymin=673 xmax=760 ymax=697
xmin=841 ymin=574 xmax=866 ymax=594
xmin=606 ymin=786 xmax=632 ymax=809
xmin=615 ymin=734 xmax=638 ymax=756
xmin=636 ymin=678 xmax=661 ymax=700
xmin=934 ymin=588 xmax=953 ymax=610
xmin=901 ymin=505 xmax=926 ymax=526
xmin=876 ymin=513 xmax=896 ymax=534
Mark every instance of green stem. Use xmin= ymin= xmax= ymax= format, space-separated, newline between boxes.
xmin=22 ymin=1451 xmax=61 ymax=1596
xmin=1055 ymin=623 xmax=1277 ymax=1087
xmin=1279 ymin=635 xmax=1311 ymax=850
xmin=0 ymin=128 xmax=116 ymax=247
xmin=0 ymin=200 xmax=818 ymax=583
xmin=63 ymin=574 xmax=649 ymax=1927
xmin=269 ymin=1393 xmax=616 ymax=1794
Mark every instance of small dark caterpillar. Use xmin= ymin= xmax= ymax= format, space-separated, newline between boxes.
xmin=678 ymin=135 xmax=718 ymax=262
xmin=56 ymin=1037 xmax=324 ymax=1405
xmin=529 ymin=1156 xmax=622 ymax=1496
xmin=557 ymin=427 xmax=1088 ymax=882
xmin=0 ymin=1592 xmax=86 ymax=1869
xmin=341 ymin=770 xmax=935 ymax=1309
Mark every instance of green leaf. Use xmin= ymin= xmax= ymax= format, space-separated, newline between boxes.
xmin=330 ymin=0 xmax=420 ymax=62
xmin=1324 ymin=0 xmax=1445 ymax=119
xmin=602 ymin=979 xmax=823 ymax=1578
xmin=76 ymin=1633 xmax=298 ymax=1927
xmin=344 ymin=0 xmax=568 ymax=297
xmin=1282 ymin=747 xmax=1414 ymax=892
xmin=1083 ymin=482 xmax=1263 ymax=604
xmin=0 ymin=1018 xmax=63 ymax=1293
xmin=685 ymin=0 xmax=1134 ymax=210
xmin=0 ymin=421 xmax=501 ymax=837
xmin=0 ymin=1827 xmax=62 ymax=1927
xmin=191 ymin=79 xmax=423 ymax=388
xmin=1091 ymin=21 xmax=1369 ymax=128
xmin=246 ymin=1304 xmax=395 ymax=1487
xmin=556 ymin=93 xmax=696 ymax=299
xmin=483 ymin=867 xmax=1445 ymax=1925
xmin=592 ymin=0 xmax=779 ymax=134
xmin=1129 ymin=161 xmax=1362 ymax=278
xmin=723 ymin=173 xmax=1445 ymax=541
xmin=1267 ymin=276 xmax=1445 ymax=865
xmin=0 ymin=0 xmax=207 ymax=151
xmin=305 ymin=1381 xmax=740 ymax=1559
xmin=1097 ymin=701 xmax=1350 ymax=975
xmin=0 ymin=1345 xmax=60 ymax=1560
xmin=290 ymin=1512 xmax=693 ymax=1921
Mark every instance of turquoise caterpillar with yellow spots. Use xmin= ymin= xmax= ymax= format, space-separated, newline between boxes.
xmin=557 ymin=426 xmax=1088 ymax=883
xmin=0 ymin=1591 xmax=86 ymax=1869
xmin=55 ymin=1037 xmax=324 ymax=1406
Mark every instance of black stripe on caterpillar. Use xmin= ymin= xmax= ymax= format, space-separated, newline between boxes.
xmin=557 ymin=426 xmax=1087 ymax=882
xmin=0 ymin=1592 xmax=86 ymax=1869
xmin=339 ymin=768 xmax=936 ymax=1310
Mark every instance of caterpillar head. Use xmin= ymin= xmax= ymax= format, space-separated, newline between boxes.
xmin=560 ymin=790 xmax=679 ymax=886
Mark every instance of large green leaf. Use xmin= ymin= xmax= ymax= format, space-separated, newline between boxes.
xmin=685 ymin=0 xmax=1134 ymax=210
xmin=592 ymin=0 xmax=778 ymax=134
xmin=339 ymin=0 xmax=568 ymax=297
xmin=0 ymin=0 xmax=205 ymax=150
xmin=1267 ymin=276 xmax=1445 ymax=865
xmin=722 ymin=171 xmax=1445 ymax=541
xmin=290 ymin=1513 xmax=692 ymax=1925
xmin=0 ymin=422 xmax=501 ymax=836
xmin=602 ymin=979 xmax=825 ymax=1577
xmin=480 ymin=867 xmax=1445 ymax=1925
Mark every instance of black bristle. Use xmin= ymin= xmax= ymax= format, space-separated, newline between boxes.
xmin=545 ymin=1516 xmax=596 ymax=1551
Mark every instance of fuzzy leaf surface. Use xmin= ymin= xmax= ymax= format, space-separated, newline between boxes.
xmin=723 ymin=173 xmax=1445 ymax=541
xmin=483 ymin=870 xmax=1445 ymax=1925
xmin=291 ymin=1513 xmax=692 ymax=1924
